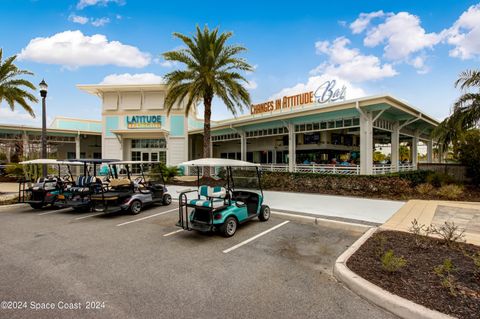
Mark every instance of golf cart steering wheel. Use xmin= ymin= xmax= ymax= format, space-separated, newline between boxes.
xmin=63 ymin=174 xmax=72 ymax=182
xmin=134 ymin=176 xmax=145 ymax=185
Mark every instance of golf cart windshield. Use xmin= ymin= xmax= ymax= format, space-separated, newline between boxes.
xmin=230 ymin=167 xmax=260 ymax=191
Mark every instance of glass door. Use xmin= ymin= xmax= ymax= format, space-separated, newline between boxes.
xmin=142 ymin=152 xmax=150 ymax=161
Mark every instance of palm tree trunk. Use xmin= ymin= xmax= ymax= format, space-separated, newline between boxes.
xmin=203 ymin=93 xmax=213 ymax=177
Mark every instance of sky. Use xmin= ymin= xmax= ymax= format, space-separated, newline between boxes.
xmin=1 ymin=0 xmax=480 ymax=126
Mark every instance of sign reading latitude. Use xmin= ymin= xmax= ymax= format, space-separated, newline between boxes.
xmin=126 ymin=115 xmax=162 ymax=129
xmin=250 ymin=80 xmax=347 ymax=115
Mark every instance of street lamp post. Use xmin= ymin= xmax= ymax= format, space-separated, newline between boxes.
xmin=39 ymin=79 xmax=48 ymax=177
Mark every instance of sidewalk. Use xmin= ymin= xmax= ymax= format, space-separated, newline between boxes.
xmin=167 ymin=184 xmax=405 ymax=224
xmin=0 ymin=182 xmax=18 ymax=202
xmin=381 ymin=200 xmax=480 ymax=245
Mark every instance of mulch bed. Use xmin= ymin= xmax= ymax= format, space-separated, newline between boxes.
xmin=347 ymin=230 xmax=480 ymax=319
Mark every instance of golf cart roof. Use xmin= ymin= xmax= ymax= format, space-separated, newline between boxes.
xmin=179 ymin=158 xmax=260 ymax=167
xmin=67 ymin=159 xmax=120 ymax=164
xmin=19 ymin=159 xmax=84 ymax=165
xmin=108 ymin=160 xmax=161 ymax=165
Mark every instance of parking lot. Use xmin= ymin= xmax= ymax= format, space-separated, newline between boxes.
xmin=0 ymin=203 xmax=395 ymax=319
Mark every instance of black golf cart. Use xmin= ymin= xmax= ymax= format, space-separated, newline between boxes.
xmin=90 ymin=161 xmax=171 ymax=214
xmin=18 ymin=159 xmax=83 ymax=209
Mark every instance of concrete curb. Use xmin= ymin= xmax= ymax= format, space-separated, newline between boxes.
xmin=333 ymin=227 xmax=454 ymax=319
xmin=271 ymin=211 xmax=371 ymax=233
xmin=0 ymin=203 xmax=28 ymax=210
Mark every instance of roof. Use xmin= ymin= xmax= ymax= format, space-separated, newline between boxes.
xmin=77 ymin=83 xmax=167 ymax=95
xmin=188 ymin=94 xmax=440 ymax=134
xmin=67 ymin=159 xmax=120 ymax=163
xmin=179 ymin=158 xmax=260 ymax=167
xmin=109 ymin=160 xmax=162 ymax=165
xmin=20 ymin=159 xmax=84 ymax=165
xmin=0 ymin=123 xmax=101 ymax=136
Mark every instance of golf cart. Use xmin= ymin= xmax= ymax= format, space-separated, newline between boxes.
xmin=18 ymin=159 xmax=83 ymax=209
xmin=177 ymin=158 xmax=270 ymax=237
xmin=63 ymin=158 xmax=119 ymax=212
xmin=90 ymin=160 xmax=172 ymax=214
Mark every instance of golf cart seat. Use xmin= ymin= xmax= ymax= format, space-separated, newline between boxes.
xmin=71 ymin=176 xmax=96 ymax=193
xmin=187 ymin=185 xmax=227 ymax=209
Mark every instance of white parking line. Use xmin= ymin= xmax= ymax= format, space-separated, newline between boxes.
xmin=37 ymin=208 xmax=72 ymax=215
xmin=163 ymin=229 xmax=184 ymax=237
xmin=116 ymin=208 xmax=177 ymax=227
xmin=75 ymin=212 xmax=104 ymax=220
xmin=222 ymin=220 xmax=290 ymax=254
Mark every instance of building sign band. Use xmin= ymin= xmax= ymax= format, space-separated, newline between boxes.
xmin=251 ymin=80 xmax=347 ymax=115
xmin=126 ymin=115 xmax=162 ymax=129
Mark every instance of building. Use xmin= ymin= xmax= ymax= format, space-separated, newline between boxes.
xmin=77 ymin=81 xmax=440 ymax=175
xmin=0 ymin=117 xmax=101 ymax=162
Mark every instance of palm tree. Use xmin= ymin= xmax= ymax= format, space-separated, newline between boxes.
xmin=162 ymin=25 xmax=253 ymax=176
xmin=434 ymin=69 xmax=480 ymax=148
xmin=0 ymin=48 xmax=38 ymax=117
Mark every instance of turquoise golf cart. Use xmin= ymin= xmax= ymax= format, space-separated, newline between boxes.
xmin=177 ymin=158 xmax=270 ymax=237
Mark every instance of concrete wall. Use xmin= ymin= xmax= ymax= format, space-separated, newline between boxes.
xmin=418 ymin=163 xmax=470 ymax=183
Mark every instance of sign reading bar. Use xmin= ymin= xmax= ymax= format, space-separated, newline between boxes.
xmin=251 ymin=80 xmax=347 ymax=115
xmin=126 ymin=115 xmax=162 ymax=129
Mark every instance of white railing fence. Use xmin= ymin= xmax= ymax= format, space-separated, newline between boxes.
xmin=293 ymin=164 xmax=360 ymax=175
xmin=184 ymin=163 xmax=417 ymax=176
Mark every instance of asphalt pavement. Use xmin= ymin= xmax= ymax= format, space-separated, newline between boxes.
xmin=0 ymin=203 xmax=396 ymax=319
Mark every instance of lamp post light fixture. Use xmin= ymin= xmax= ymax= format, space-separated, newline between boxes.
xmin=39 ymin=79 xmax=48 ymax=177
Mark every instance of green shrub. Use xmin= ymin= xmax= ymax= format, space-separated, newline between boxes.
xmin=5 ymin=163 xmax=24 ymax=179
xmin=436 ymin=184 xmax=463 ymax=200
xmin=148 ymin=163 xmax=179 ymax=182
xmin=415 ymin=183 xmax=434 ymax=195
xmin=409 ymin=218 xmax=433 ymax=248
xmin=396 ymin=170 xmax=431 ymax=186
xmin=431 ymin=221 xmax=465 ymax=247
xmin=426 ymin=172 xmax=452 ymax=188
xmin=381 ymin=249 xmax=407 ymax=273
xmin=434 ymin=258 xmax=457 ymax=296
xmin=457 ymin=129 xmax=480 ymax=186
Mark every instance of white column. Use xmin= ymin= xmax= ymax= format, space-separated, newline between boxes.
xmin=22 ymin=131 xmax=29 ymax=160
xmin=240 ymin=132 xmax=247 ymax=161
xmin=75 ymin=135 xmax=81 ymax=159
xmin=359 ymin=111 xmax=373 ymax=174
xmin=427 ymin=140 xmax=433 ymax=163
xmin=272 ymin=149 xmax=277 ymax=164
xmin=391 ymin=122 xmax=399 ymax=172
xmin=75 ymin=135 xmax=81 ymax=175
xmin=288 ymin=123 xmax=296 ymax=172
xmin=412 ymin=132 xmax=419 ymax=167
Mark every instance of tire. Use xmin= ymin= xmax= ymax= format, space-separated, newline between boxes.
xmin=219 ymin=216 xmax=238 ymax=237
xmin=162 ymin=194 xmax=172 ymax=206
xmin=129 ymin=200 xmax=142 ymax=215
xmin=258 ymin=205 xmax=270 ymax=221
xmin=30 ymin=203 xmax=43 ymax=209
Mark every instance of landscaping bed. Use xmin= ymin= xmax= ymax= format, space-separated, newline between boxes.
xmin=347 ymin=230 xmax=480 ymax=319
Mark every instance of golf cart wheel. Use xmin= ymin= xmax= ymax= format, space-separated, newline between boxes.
xmin=220 ymin=217 xmax=238 ymax=237
xmin=30 ymin=203 xmax=43 ymax=209
xmin=129 ymin=200 xmax=142 ymax=215
xmin=162 ymin=194 xmax=172 ymax=206
xmin=258 ymin=205 xmax=270 ymax=221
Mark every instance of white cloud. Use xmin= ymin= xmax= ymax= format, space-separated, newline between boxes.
xmin=0 ymin=108 xmax=44 ymax=126
xmin=100 ymin=73 xmax=163 ymax=85
xmin=269 ymin=74 xmax=366 ymax=102
xmin=76 ymin=0 xmax=124 ymax=10
xmin=155 ymin=59 xmax=178 ymax=68
xmin=244 ymin=80 xmax=258 ymax=90
xmin=350 ymin=10 xmax=385 ymax=34
xmin=362 ymin=12 xmax=441 ymax=62
xmin=18 ymin=30 xmax=151 ymax=69
xmin=443 ymin=4 xmax=480 ymax=59
xmin=312 ymin=37 xmax=397 ymax=82
xmin=69 ymin=14 xmax=89 ymax=25
xmin=91 ymin=17 xmax=110 ymax=27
